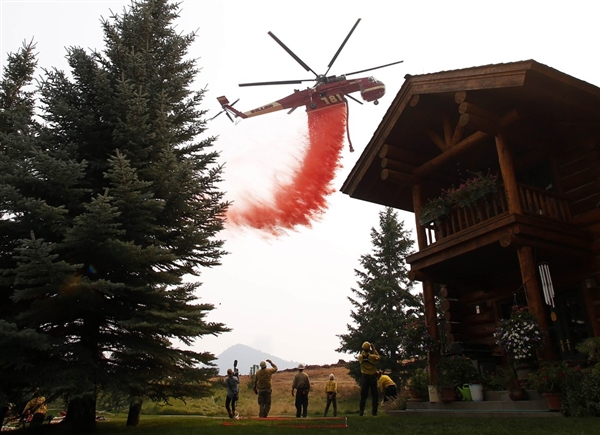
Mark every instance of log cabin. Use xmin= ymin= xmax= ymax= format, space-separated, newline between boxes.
xmin=341 ymin=60 xmax=600 ymax=377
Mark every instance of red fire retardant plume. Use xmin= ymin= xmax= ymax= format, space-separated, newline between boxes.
xmin=226 ymin=103 xmax=347 ymax=235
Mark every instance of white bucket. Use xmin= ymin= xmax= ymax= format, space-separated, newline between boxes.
xmin=469 ymin=383 xmax=484 ymax=401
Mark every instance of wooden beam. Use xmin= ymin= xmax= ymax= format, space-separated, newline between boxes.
xmin=408 ymin=269 xmax=428 ymax=281
xmin=495 ymin=133 xmax=523 ymax=214
xmin=451 ymin=121 xmax=464 ymax=146
xmin=380 ymin=158 xmax=416 ymax=174
xmin=517 ymin=245 xmax=554 ymax=359
xmin=458 ymin=102 xmax=500 ymax=120
xmin=499 ymin=232 xmax=590 ymax=258
xmin=443 ymin=114 xmax=453 ymax=148
xmin=426 ymin=130 xmax=448 ymax=151
xmin=381 ymin=169 xmax=414 ymax=184
xmin=423 ymin=279 xmax=440 ymax=385
xmin=413 ymin=131 xmax=489 ymax=177
xmin=411 ymin=184 xmax=428 ymax=251
xmin=459 ymin=113 xmax=498 ymax=134
xmin=455 ymin=91 xmax=467 ymax=104
xmin=378 ymin=144 xmax=426 ymax=166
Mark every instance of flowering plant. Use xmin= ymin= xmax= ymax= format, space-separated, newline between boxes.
xmin=528 ymin=361 xmax=575 ymax=393
xmin=402 ymin=319 xmax=438 ymax=359
xmin=444 ymin=170 xmax=498 ymax=207
xmin=494 ymin=305 xmax=545 ymax=363
xmin=437 ymin=355 xmax=481 ymax=387
xmin=418 ymin=170 xmax=498 ymax=224
xmin=418 ymin=196 xmax=451 ymax=225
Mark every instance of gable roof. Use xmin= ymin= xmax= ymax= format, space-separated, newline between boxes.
xmin=341 ymin=60 xmax=600 ymax=211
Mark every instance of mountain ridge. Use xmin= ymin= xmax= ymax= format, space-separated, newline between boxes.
xmin=214 ymin=343 xmax=301 ymax=375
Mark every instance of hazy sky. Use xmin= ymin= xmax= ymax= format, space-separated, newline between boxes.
xmin=2 ymin=0 xmax=600 ymax=369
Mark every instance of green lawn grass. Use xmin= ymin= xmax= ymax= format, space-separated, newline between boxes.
xmin=83 ymin=414 xmax=599 ymax=435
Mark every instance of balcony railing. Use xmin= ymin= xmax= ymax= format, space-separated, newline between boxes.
xmin=423 ymin=184 xmax=571 ymax=246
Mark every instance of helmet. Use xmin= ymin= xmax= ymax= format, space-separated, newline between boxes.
xmin=259 ymin=360 xmax=267 ymax=368
xmin=362 ymin=341 xmax=371 ymax=350
xmin=329 ymin=374 xmax=335 ymax=380
xmin=297 ymin=363 xmax=305 ymax=370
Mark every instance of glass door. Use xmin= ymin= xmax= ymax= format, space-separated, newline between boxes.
xmin=548 ymin=290 xmax=592 ymax=361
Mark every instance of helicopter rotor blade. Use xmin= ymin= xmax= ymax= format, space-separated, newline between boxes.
xmin=344 ymin=60 xmax=404 ymax=77
xmin=268 ymin=31 xmax=319 ymax=78
xmin=324 ymin=18 xmax=361 ymax=77
xmin=208 ymin=110 xmax=224 ymax=121
xmin=239 ymin=79 xmax=313 ymax=87
xmin=345 ymin=94 xmax=363 ymax=105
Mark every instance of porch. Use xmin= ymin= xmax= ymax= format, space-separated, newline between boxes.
xmin=400 ymin=390 xmax=563 ymax=418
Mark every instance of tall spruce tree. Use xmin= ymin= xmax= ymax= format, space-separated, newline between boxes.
xmin=1 ymin=0 xmax=229 ymax=429
xmin=337 ymin=207 xmax=423 ymax=382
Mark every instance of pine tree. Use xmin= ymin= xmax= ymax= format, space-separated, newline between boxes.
xmin=1 ymin=0 xmax=229 ymax=429
xmin=337 ymin=207 xmax=423 ymax=382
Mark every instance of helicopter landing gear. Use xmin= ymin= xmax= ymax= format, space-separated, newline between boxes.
xmin=374 ymin=100 xmax=379 ymax=105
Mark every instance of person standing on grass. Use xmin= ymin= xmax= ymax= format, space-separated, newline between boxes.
xmin=225 ymin=362 xmax=240 ymax=419
xmin=377 ymin=370 xmax=398 ymax=402
xmin=324 ymin=373 xmax=338 ymax=417
xmin=358 ymin=341 xmax=380 ymax=416
xmin=291 ymin=363 xmax=310 ymax=418
xmin=254 ymin=359 xmax=278 ymax=418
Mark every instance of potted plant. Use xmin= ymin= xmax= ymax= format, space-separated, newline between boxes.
xmin=406 ymin=367 xmax=429 ymax=402
xmin=528 ymin=361 xmax=573 ymax=411
xmin=436 ymin=355 xmax=480 ymax=402
xmin=486 ymin=365 xmax=528 ymax=400
xmin=494 ymin=305 xmax=545 ymax=383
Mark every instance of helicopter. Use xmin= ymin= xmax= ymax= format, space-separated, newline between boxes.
xmin=213 ymin=18 xmax=403 ymax=122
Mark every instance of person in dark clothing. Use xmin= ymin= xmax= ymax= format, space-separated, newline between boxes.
xmin=225 ymin=361 xmax=240 ymax=419
xmin=291 ymin=363 xmax=310 ymax=418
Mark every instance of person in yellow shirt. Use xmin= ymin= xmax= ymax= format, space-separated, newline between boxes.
xmin=22 ymin=392 xmax=47 ymax=427
xmin=358 ymin=341 xmax=380 ymax=416
xmin=323 ymin=373 xmax=338 ymax=417
xmin=253 ymin=359 xmax=278 ymax=418
xmin=377 ymin=371 xmax=398 ymax=402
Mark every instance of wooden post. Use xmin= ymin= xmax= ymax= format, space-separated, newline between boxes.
xmin=497 ymin=133 xmax=553 ymax=358
xmin=413 ymin=183 xmax=439 ymax=385
xmin=495 ymin=133 xmax=522 ymax=214
xmin=412 ymin=184 xmax=428 ymax=249
xmin=516 ymin=246 xmax=554 ymax=359
xmin=423 ymin=279 xmax=440 ymax=385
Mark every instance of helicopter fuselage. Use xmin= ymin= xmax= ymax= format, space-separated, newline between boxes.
xmin=218 ymin=76 xmax=385 ymax=120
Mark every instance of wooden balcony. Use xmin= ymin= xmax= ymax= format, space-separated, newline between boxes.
xmin=422 ymin=184 xmax=572 ymax=247
xmin=407 ymin=183 xmax=591 ymax=281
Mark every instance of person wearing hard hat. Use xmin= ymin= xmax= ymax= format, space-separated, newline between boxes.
xmin=357 ymin=341 xmax=380 ymax=416
xmin=323 ymin=373 xmax=338 ymax=417
xmin=253 ymin=359 xmax=278 ymax=418
xmin=376 ymin=370 xmax=398 ymax=402
xmin=291 ymin=363 xmax=310 ymax=418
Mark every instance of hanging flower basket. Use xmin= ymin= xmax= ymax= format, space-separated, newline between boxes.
xmin=494 ymin=305 xmax=545 ymax=364
xmin=418 ymin=197 xmax=450 ymax=225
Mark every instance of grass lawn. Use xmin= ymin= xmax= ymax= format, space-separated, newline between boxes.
xmin=74 ymin=414 xmax=597 ymax=435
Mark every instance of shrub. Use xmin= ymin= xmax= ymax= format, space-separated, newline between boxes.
xmin=436 ymin=355 xmax=480 ymax=387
